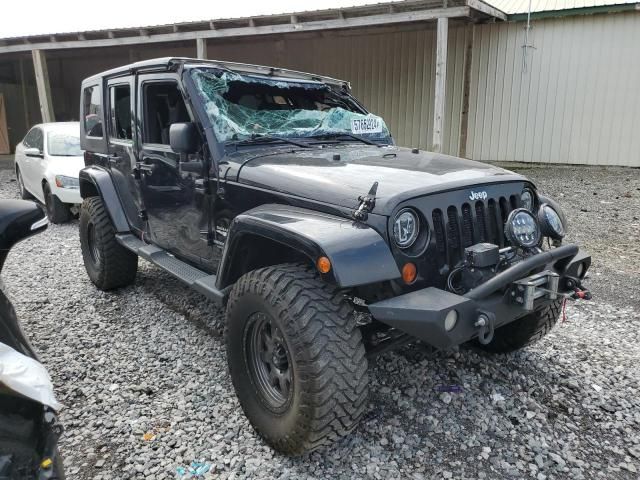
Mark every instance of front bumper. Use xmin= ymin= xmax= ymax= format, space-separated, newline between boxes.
xmin=368 ymin=245 xmax=591 ymax=350
xmin=52 ymin=185 xmax=81 ymax=205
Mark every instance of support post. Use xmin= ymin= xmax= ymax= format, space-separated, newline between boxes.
xmin=18 ymin=58 xmax=30 ymax=130
xmin=458 ymin=24 xmax=474 ymax=158
xmin=432 ymin=17 xmax=448 ymax=153
xmin=31 ymin=49 xmax=54 ymax=123
xmin=196 ymin=38 xmax=207 ymax=59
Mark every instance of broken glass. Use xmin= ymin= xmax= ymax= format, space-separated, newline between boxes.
xmin=190 ymin=68 xmax=391 ymax=144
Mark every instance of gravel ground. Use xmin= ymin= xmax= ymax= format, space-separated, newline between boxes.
xmin=1 ymin=165 xmax=639 ymax=480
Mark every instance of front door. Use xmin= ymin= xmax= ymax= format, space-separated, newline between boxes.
xmin=136 ymin=74 xmax=214 ymax=269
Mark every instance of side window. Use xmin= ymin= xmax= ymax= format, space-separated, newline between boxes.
xmin=83 ymin=86 xmax=103 ymax=138
xmin=22 ymin=128 xmax=37 ymax=148
xmin=109 ymin=85 xmax=132 ymax=141
xmin=33 ymin=128 xmax=44 ymax=152
xmin=143 ymin=82 xmax=190 ymax=145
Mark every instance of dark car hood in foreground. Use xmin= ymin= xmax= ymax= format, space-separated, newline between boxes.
xmin=229 ymin=145 xmax=527 ymax=215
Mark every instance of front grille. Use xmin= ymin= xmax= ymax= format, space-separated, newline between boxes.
xmin=431 ymin=194 xmax=519 ymax=269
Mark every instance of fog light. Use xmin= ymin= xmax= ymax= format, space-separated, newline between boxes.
xmin=538 ymin=203 xmax=565 ymax=240
xmin=505 ymin=208 xmax=541 ymax=248
xmin=444 ymin=310 xmax=458 ymax=331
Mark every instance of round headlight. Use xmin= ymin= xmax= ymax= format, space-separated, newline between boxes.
xmin=538 ymin=204 xmax=565 ymax=239
xmin=521 ymin=188 xmax=535 ymax=212
xmin=505 ymin=208 xmax=541 ymax=248
xmin=393 ymin=208 xmax=419 ymax=249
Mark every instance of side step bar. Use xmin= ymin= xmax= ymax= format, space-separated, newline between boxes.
xmin=116 ymin=234 xmax=225 ymax=304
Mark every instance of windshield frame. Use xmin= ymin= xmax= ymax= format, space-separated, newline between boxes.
xmin=188 ymin=67 xmax=393 ymax=150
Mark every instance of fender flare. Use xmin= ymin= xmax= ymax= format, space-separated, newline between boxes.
xmin=78 ymin=166 xmax=130 ymax=233
xmin=217 ymin=204 xmax=401 ymax=289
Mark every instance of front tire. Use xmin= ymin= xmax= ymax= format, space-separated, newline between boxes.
xmin=43 ymin=182 xmax=71 ymax=224
xmin=476 ymin=300 xmax=563 ymax=353
xmin=79 ymin=197 xmax=137 ymax=290
xmin=226 ymin=264 xmax=369 ymax=455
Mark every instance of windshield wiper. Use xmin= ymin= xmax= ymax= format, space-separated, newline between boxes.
xmin=308 ymin=133 xmax=378 ymax=146
xmin=230 ymin=134 xmax=311 ymax=149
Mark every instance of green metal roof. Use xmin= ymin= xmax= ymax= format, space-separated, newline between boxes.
xmin=488 ymin=0 xmax=638 ymax=16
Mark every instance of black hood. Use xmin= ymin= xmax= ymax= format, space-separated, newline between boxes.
xmin=227 ymin=145 xmax=527 ymax=216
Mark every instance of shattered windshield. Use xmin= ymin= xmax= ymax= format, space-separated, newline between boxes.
xmin=190 ymin=68 xmax=391 ymax=144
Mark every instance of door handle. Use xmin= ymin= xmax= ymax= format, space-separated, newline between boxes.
xmin=180 ymin=160 xmax=203 ymax=174
xmin=108 ymin=154 xmax=120 ymax=165
xmin=138 ymin=163 xmax=155 ymax=174
xmin=195 ymin=178 xmax=206 ymax=194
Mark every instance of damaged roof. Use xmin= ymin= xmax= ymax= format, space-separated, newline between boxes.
xmin=488 ymin=0 xmax=638 ymax=15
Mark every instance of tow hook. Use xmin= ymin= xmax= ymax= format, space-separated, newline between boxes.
xmin=475 ymin=312 xmax=495 ymax=345
xmin=565 ymin=277 xmax=592 ymax=301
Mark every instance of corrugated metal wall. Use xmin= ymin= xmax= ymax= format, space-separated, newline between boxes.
xmin=467 ymin=11 xmax=640 ymax=166
xmin=209 ymin=26 xmax=470 ymax=154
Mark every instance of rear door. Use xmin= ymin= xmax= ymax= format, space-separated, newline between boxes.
xmin=136 ymin=73 xmax=214 ymax=268
xmin=15 ymin=127 xmax=36 ymax=192
xmin=22 ymin=127 xmax=44 ymax=198
xmin=105 ymin=76 xmax=144 ymax=229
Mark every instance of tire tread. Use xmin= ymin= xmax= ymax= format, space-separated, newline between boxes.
xmin=226 ymin=263 xmax=368 ymax=455
xmin=79 ymin=197 xmax=137 ymax=290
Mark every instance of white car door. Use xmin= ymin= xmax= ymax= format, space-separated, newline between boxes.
xmin=14 ymin=140 xmax=25 ymax=181
xmin=22 ymin=127 xmax=45 ymax=201
xmin=16 ymin=127 xmax=37 ymax=196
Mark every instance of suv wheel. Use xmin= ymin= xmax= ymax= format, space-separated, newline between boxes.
xmin=226 ymin=263 xmax=369 ymax=455
xmin=43 ymin=182 xmax=71 ymax=224
xmin=16 ymin=167 xmax=33 ymax=200
xmin=476 ymin=300 xmax=563 ymax=353
xmin=79 ymin=197 xmax=137 ymax=290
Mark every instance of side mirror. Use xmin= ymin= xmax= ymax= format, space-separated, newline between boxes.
xmin=24 ymin=147 xmax=43 ymax=158
xmin=170 ymin=123 xmax=199 ymax=154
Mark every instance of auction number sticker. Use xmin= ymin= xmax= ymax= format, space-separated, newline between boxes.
xmin=351 ymin=117 xmax=383 ymax=135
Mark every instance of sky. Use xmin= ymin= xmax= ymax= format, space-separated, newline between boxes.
xmin=1 ymin=0 xmax=391 ymax=38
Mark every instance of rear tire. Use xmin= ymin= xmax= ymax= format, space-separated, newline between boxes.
xmin=79 ymin=196 xmax=137 ymax=290
xmin=226 ymin=263 xmax=369 ymax=455
xmin=43 ymin=183 xmax=71 ymax=224
xmin=16 ymin=167 xmax=33 ymax=200
xmin=476 ymin=300 xmax=563 ymax=353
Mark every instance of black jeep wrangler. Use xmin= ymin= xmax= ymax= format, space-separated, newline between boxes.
xmin=78 ymin=57 xmax=591 ymax=455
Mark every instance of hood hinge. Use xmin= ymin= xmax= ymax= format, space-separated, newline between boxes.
xmin=352 ymin=181 xmax=378 ymax=221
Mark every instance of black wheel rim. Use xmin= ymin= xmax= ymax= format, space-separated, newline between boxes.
xmin=245 ymin=312 xmax=293 ymax=411
xmin=87 ymin=222 xmax=101 ymax=265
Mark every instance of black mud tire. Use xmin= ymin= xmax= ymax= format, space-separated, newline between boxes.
xmin=43 ymin=182 xmax=72 ymax=224
xmin=226 ymin=263 xmax=369 ymax=455
xmin=79 ymin=196 xmax=137 ymax=290
xmin=477 ymin=300 xmax=563 ymax=353
xmin=16 ymin=166 xmax=33 ymax=200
